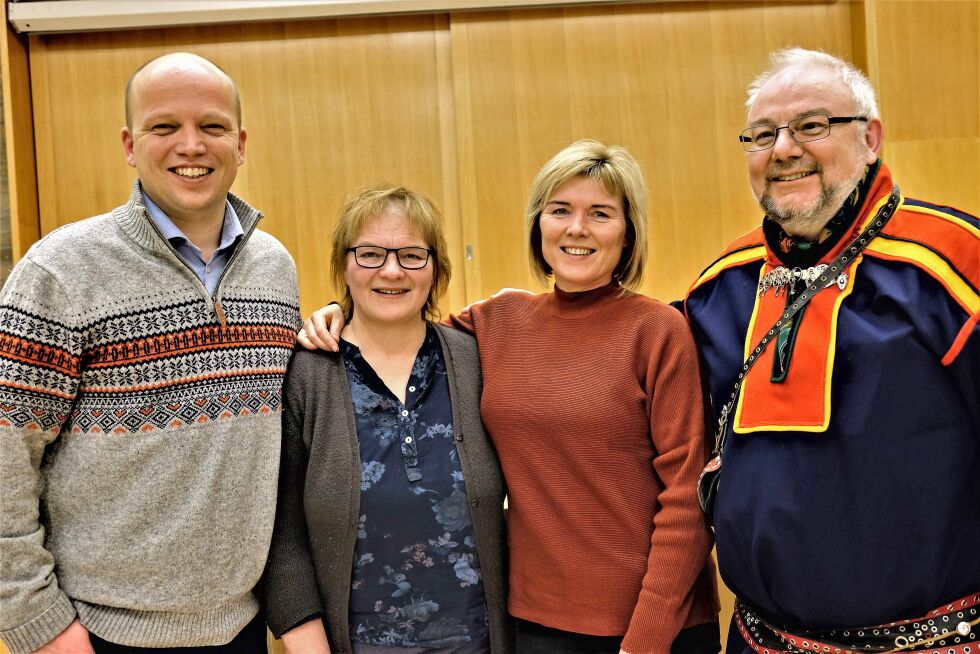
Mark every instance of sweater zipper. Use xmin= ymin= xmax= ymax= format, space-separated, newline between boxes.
xmin=211 ymin=218 xmax=259 ymax=326
xmin=142 ymin=208 xmax=261 ymax=327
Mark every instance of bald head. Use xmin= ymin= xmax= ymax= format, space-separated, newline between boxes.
xmin=121 ymin=51 xmax=247 ymax=230
xmin=125 ymin=53 xmax=241 ymax=130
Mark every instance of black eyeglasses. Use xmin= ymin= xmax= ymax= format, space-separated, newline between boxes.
xmin=739 ymin=114 xmax=868 ymax=152
xmin=346 ymin=246 xmax=433 ymax=270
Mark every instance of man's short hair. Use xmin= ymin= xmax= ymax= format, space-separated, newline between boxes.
xmin=124 ymin=53 xmax=243 ymax=129
xmin=746 ymin=47 xmax=879 ymax=119
xmin=524 ymin=139 xmax=649 ymax=291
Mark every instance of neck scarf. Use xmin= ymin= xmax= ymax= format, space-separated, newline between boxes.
xmin=763 ymin=159 xmax=881 ymax=269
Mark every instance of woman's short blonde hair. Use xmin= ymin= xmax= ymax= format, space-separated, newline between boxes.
xmin=525 ymin=139 xmax=649 ymax=291
xmin=331 ymin=183 xmax=451 ymax=321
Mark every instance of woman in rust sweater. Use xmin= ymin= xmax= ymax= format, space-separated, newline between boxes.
xmin=303 ymin=141 xmax=719 ymax=654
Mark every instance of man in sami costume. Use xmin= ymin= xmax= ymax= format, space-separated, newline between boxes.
xmin=0 ymin=53 xmax=300 ymax=654
xmin=683 ymin=47 xmax=979 ymax=653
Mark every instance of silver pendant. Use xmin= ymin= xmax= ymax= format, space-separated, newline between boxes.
xmin=759 ymin=265 xmax=849 ymax=297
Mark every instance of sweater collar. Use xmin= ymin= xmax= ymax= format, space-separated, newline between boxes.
xmin=114 ymin=179 xmax=262 ymax=254
xmin=547 ymin=279 xmax=623 ymax=317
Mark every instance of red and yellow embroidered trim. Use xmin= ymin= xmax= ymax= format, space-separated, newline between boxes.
xmin=733 ymin=255 xmax=862 ymax=433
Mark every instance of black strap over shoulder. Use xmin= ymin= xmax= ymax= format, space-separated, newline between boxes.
xmin=697 ymin=185 xmax=901 ymax=520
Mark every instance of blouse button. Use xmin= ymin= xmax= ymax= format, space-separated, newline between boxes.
xmin=470 ymin=498 xmax=480 ymax=508
xmin=404 ymin=436 xmax=413 ymax=444
xmin=408 ymin=385 xmax=416 ymax=392
xmin=401 ymin=409 xmax=409 ymax=417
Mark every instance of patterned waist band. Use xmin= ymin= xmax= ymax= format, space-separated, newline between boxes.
xmin=735 ymin=593 xmax=979 ymax=654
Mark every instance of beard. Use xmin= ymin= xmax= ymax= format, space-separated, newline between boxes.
xmin=759 ymin=155 xmax=867 ymax=236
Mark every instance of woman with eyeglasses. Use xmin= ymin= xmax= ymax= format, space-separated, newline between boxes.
xmin=300 ymin=141 xmax=719 ymax=654
xmin=261 ymin=184 xmax=511 ymax=654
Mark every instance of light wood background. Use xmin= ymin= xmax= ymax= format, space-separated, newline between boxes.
xmin=2 ymin=1 xmax=978 ymax=653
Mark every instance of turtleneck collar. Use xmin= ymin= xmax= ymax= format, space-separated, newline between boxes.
xmin=547 ymin=279 xmax=624 ymax=318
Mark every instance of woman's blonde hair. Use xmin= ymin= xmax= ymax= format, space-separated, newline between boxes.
xmin=525 ymin=139 xmax=649 ymax=290
xmin=331 ymin=183 xmax=451 ymax=321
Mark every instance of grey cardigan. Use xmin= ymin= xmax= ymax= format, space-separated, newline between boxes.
xmin=261 ymin=324 xmax=512 ymax=653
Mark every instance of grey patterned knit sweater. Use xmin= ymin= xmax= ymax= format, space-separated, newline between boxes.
xmin=0 ymin=182 xmax=301 ymax=654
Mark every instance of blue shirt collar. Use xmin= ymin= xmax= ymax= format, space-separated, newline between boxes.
xmin=142 ymin=191 xmax=244 ymax=254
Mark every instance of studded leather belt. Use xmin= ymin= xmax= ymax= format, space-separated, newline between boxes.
xmin=735 ymin=593 xmax=980 ymax=653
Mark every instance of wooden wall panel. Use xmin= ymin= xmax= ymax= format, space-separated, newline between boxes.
xmin=864 ymin=0 xmax=979 ymax=214
xmin=450 ymin=1 xmax=854 ymax=304
xmin=25 ymin=0 xmax=975 ymax=309
xmin=230 ymin=16 xmax=464 ymax=315
xmin=28 ymin=17 xmax=461 ymax=316
xmin=1 ymin=1 xmax=39 ymax=262
xmin=29 ymin=33 xmax=136 ymax=235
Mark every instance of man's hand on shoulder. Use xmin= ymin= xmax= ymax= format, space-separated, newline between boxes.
xmin=297 ymin=303 xmax=344 ymax=352
xmin=34 ymin=619 xmax=95 ymax=654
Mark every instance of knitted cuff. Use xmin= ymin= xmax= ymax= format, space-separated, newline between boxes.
xmin=0 ymin=592 xmax=76 ymax=654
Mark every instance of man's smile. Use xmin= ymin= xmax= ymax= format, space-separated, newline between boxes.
xmin=772 ymin=170 xmax=816 ymax=182
xmin=171 ymin=166 xmax=212 ymax=178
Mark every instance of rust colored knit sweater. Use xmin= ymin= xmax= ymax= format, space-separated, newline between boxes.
xmin=450 ymin=281 xmax=718 ymax=654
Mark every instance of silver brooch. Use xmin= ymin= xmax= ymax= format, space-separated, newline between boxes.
xmin=758 ymin=264 xmax=848 ymax=296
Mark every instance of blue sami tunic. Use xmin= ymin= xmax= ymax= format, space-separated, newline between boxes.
xmin=340 ymin=325 xmax=490 ymax=650
xmin=683 ymin=163 xmax=980 ymax=646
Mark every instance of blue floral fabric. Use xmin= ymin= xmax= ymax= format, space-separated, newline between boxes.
xmin=340 ymin=325 xmax=490 ymax=650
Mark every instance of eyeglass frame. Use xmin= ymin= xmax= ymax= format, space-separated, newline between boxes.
xmin=738 ymin=114 xmax=868 ymax=152
xmin=346 ymin=245 xmax=434 ymax=270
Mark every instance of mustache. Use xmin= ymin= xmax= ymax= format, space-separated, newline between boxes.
xmin=767 ymin=160 xmax=820 ymax=178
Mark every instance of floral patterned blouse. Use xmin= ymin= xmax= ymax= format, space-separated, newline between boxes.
xmin=340 ymin=325 xmax=490 ymax=650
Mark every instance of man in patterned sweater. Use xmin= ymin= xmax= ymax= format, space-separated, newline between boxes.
xmin=0 ymin=53 xmax=300 ymax=654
